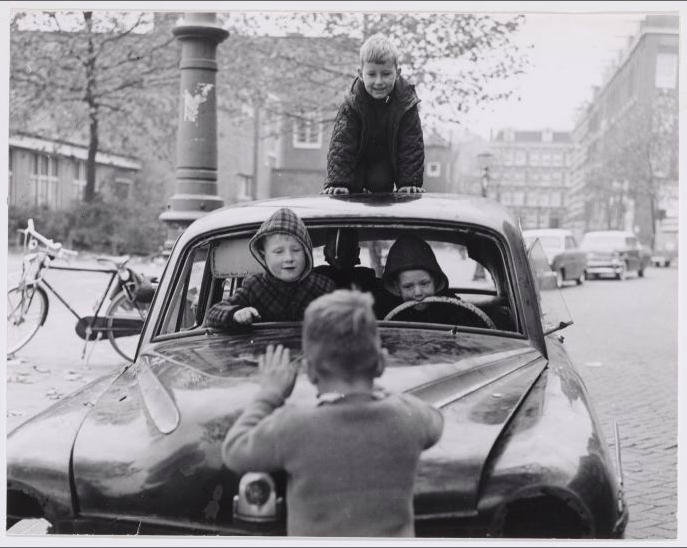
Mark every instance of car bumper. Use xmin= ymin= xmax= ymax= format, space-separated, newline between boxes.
xmin=586 ymin=264 xmax=624 ymax=276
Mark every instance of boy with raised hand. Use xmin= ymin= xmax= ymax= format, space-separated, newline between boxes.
xmin=222 ymin=290 xmax=443 ymax=537
xmin=324 ymin=33 xmax=425 ymax=195
xmin=206 ymin=208 xmax=335 ymax=330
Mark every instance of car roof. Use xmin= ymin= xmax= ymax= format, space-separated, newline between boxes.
xmin=177 ymin=193 xmax=519 ymax=247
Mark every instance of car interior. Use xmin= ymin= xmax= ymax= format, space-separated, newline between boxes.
xmin=157 ymin=223 xmax=522 ymax=337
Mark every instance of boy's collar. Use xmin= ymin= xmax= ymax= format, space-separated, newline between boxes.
xmin=317 ymin=389 xmax=387 ymax=406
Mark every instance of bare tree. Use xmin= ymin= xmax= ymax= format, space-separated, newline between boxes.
xmin=10 ymin=11 xmax=180 ymax=202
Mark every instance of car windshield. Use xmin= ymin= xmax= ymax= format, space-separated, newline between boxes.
xmin=157 ymin=222 xmax=523 ymax=337
xmin=580 ymin=235 xmax=625 ymax=250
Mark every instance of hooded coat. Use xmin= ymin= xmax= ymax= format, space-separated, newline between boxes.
xmin=206 ymin=208 xmax=335 ymax=329
xmin=324 ymin=75 xmax=425 ymax=193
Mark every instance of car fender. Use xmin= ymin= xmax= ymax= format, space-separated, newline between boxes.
xmin=7 ymin=370 xmax=121 ymax=523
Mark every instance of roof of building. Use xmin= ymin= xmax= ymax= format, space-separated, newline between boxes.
xmin=9 ymin=133 xmax=142 ymax=170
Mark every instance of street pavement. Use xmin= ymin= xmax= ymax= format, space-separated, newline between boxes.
xmin=559 ymin=265 xmax=678 ymax=539
xmin=4 ymin=252 xmax=680 ymax=539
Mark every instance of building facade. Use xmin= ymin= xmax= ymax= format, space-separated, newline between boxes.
xmin=9 ymin=133 xmax=142 ymax=210
xmin=488 ymin=128 xmax=573 ymax=230
xmin=566 ymin=14 xmax=679 ymax=246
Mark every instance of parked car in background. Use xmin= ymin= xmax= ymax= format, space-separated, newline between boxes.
xmin=580 ymin=230 xmax=649 ymax=280
xmin=651 ymin=218 xmax=678 ymax=267
xmin=7 ymin=194 xmax=628 ymax=539
xmin=523 ymin=229 xmax=587 ymax=288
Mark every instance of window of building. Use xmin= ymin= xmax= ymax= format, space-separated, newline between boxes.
xmin=512 ymin=191 xmax=525 ymax=206
xmin=500 ymin=191 xmax=512 ymax=205
xmin=236 ymin=173 xmax=255 ymax=201
xmin=541 ymin=152 xmax=551 ymax=166
xmin=501 ymin=150 xmax=514 ymax=166
xmin=292 ymin=112 xmax=322 ymax=149
xmin=529 ymin=151 xmax=540 ymax=166
xmin=526 ymin=192 xmax=538 ymax=206
xmin=655 ymin=52 xmax=678 ymax=89
xmin=32 ymin=152 xmax=59 ymax=208
xmin=552 ymin=152 xmax=564 ymax=167
xmin=514 ymin=150 xmax=526 ymax=166
xmin=550 ymin=191 xmax=562 ymax=207
xmin=539 ymin=193 xmax=550 ymax=207
xmin=73 ymin=160 xmax=86 ymax=200
xmin=427 ymin=162 xmax=441 ymax=177
xmin=523 ymin=210 xmax=538 ymax=228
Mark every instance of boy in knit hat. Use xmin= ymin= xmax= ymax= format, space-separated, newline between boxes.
xmin=206 ymin=208 xmax=335 ymax=329
xmin=222 ymin=290 xmax=444 ymax=537
xmin=323 ymin=34 xmax=424 ymax=195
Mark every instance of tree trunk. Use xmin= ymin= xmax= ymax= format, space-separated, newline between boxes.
xmin=83 ymin=11 xmax=99 ymax=203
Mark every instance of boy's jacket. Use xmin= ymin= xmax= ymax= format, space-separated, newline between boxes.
xmin=325 ymin=75 xmax=425 ymax=192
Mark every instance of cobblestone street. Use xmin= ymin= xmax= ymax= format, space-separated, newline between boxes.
xmin=561 ymin=266 xmax=678 ymax=539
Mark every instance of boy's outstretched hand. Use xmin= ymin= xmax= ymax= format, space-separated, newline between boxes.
xmin=259 ymin=344 xmax=298 ymax=401
xmin=396 ymin=185 xmax=425 ymax=194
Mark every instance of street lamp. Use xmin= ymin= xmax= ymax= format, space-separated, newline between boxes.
xmin=160 ymin=13 xmax=229 ymax=251
xmin=477 ymin=152 xmax=494 ymax=198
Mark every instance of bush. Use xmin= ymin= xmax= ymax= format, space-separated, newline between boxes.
xmin=9 ymin=198 xmax=167 ymax=256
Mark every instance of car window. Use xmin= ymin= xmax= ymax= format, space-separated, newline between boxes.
xmin=159 ymin=244 xmax=210 ymax=335
xmin=581 ymin=234 xmax=623 ymax=250
xmin=626 ymin=237 xmax=637 ymax=248
xmin=565 ymin=236 xmax=576 ymax=249
xmin=527 ymin=238 xmax=573 ymax=334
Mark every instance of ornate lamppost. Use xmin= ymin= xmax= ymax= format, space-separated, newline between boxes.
xmin=160 ymin=13 xmax=229 ymax=249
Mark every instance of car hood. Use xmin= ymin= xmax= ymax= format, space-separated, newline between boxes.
xmin=70 ymin=327 xmax=546 ymax=526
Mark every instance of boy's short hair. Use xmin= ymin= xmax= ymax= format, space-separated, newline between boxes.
xmin=303 ymin=290 xmax=379 ymax=379
xmin=359 ymin=33 xmax=399 ymax=67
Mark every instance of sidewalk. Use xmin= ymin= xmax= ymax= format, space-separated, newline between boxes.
xmin=5 ymin=250 xmax=166 ymax=432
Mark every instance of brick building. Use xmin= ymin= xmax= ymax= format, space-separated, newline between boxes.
xmin=487 ymin=128 xmax=573 ymax=230
xmin=566 ymin=14 xmax=679 ymax=246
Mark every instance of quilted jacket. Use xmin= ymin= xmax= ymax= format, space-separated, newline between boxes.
xmin=324 ymin=75 xmax=424 ymax=192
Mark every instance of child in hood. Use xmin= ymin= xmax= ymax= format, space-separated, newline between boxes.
xmin=206 ymin=208 xmax=335 ymax=329
xmin=381 ymin=235 xmax=494 ymax=328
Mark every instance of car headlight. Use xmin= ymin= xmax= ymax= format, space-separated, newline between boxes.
xmin=233 ymin=472 xmax=283 ymax=523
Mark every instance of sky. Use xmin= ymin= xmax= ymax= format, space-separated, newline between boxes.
xmin=462 ymin=11 xmax=649 ymax=138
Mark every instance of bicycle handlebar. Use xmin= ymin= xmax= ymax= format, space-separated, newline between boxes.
xmin=21 ymin=218 xmax=78 ymax=259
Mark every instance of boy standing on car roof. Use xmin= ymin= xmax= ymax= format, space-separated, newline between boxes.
xmin=323 ymin=34 xmax=425 ymax=195
xmin=206 ymin=208 xmax=335 ymax=330
xmin=222 ymin=290 xmax=444 ymax=537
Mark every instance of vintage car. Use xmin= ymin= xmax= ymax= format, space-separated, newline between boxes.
xmin=7 ymin=194 xmax=628 ymax=539
xmin=522 ymin=228 xmax=587 ymax=288
xmin=650 ymin=219 xmax=678 ymax=267
xmin=580 ymin=230 xmax=650 ymax=280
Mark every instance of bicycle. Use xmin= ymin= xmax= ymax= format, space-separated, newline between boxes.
xmin=7 ymin=219 xmax=158 ymax=362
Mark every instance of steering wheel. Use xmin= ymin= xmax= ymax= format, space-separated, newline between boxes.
xmin=383 ymin=296 xmax=496 ymax=329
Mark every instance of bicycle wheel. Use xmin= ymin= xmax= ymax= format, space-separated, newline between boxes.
xmin=106 ymin=291 xmax=151 ymax=362
xmin=7 ymin=283 xmax=49 ymax=355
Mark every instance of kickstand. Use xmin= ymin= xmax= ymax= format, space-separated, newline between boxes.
xmin=84 ymin=332 xmax=102 ymax=368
